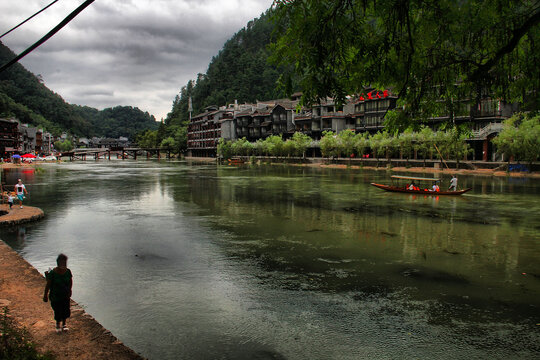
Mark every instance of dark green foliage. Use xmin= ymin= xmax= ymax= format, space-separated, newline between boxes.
xmin=493 ymin=112 xmax=540 ymax=164
xmin=135 ymin=129 xmax=158 ymax=148
xmin=72 ymin=105 xmax=158 ymax=140
xmin=271 ymin=0 xmax=540 ymax=131
xmin=53 ymin=139 xmax=73 ymax=152
xmin=0 ymin=41 xmax=157 ymax=139
xmin=189 ymin=11 xmax=285 ymax=115
xmin=0 ymin=92 xmax=62 ymax=134
xmin=165 ymin=11 xmax=291 ymax=152
xmin=0 ymin=308 xmax=55 ymax=360
xmin=0 ymin=41 xmax=90 ymax=136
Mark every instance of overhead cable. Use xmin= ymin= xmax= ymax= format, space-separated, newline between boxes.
xmin=0 ymin=0 xmax=95 ymax=74
xmin=0 ymin=0 xmax=61 ymax=39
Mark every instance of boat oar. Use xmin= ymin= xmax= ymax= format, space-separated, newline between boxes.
xmin=434 ymin=144 xmax=462 ymax=190
xmin=434 ymin=144 xmax=450 ymax=170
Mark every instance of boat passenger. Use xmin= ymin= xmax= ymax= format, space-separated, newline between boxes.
xmin=408 ymin=182 xmax=415 ymax=191
xmin=432 ymin=183 xmax=440 ymax=192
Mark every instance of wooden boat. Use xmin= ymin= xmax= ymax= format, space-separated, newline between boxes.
xmin=371 ymin=175 xmax=472 ymax=196
xmin=227 ymin=157 xmax=245 ymax=165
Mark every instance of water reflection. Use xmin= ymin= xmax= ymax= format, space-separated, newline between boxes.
xmin=0 ymin=162 xmax=539 ymax=359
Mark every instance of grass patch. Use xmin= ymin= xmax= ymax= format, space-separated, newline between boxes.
xmin=0 ymin=308 xmax=55 ymax=360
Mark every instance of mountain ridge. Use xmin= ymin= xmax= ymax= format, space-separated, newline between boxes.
xmin=0 ymin=41 xmax=158 ymax=139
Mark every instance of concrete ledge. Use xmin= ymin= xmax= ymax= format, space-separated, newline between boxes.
xmin=0 ymin=204 xmax=45 ymax=226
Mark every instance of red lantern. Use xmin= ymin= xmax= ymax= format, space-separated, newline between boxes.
xmin=383 ymin=90 xmax=389 ymax=97
xmin=367 ymin=92 xmax=373 ymax=100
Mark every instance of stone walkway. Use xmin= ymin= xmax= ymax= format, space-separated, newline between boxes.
xmin=0 ymin=241 xmax=144 ymax=359
xmin=0 ymin=204 xmax=44 ymax=226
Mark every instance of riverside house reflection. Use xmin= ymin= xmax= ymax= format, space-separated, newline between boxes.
xmin=180 ymin=166 xmax=539 ymax=313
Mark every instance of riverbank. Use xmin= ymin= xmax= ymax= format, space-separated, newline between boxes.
xmin=187 ymin=156 xmax=540 ymax=178
xmin=0 ymin=241 xmax=143 ymax=359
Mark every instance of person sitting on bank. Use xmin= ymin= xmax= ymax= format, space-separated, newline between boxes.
xmin=448 ymin=175 xmax=458 ymax=191
xmin=43 ymin=254 xmax=73 ymax=333
xmin=14 ymin=179 xmax=28 ymax=208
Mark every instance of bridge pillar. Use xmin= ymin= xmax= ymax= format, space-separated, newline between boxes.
xmin=134 ymin=151 xmax=137 ymax=160
xmin=108 ymin=151 xmax=111 ymax=160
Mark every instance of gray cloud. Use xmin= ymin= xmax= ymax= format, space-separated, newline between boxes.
xmin=0 ymin=0 xmax=273 ymax=120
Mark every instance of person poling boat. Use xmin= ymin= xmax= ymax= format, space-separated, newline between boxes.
xmin=371 ymin=175 xmax=471 ymax=196
xmin=448 ymin=175 xmax=458 ymax=191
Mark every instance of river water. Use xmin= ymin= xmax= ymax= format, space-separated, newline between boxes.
xmin=1 ymin=161 xmax=539 ymax=359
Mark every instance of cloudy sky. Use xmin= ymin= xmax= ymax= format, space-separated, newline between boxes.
xmin=0 ymin=0 xmax=274 ymax=120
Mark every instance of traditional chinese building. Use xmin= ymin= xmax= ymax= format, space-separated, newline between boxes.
xmin=186 ymin=88 xmax=514 ymax=160
xmin=0 ymin=118 xmax=22 ymax=157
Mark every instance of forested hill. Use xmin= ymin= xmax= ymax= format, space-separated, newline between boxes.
xmin=165 ymin=10 xmax=287 ymax=128
xmin=72 ymin=105 xmax=158 ymax=139
xmin=149 ymin=10 xmax=289 ymax=152
xmin=0 ymin=41 xmax=158 ymax=139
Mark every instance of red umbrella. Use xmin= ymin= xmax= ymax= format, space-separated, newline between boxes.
xmin=22 ymin=153 xmax=37 ymax=158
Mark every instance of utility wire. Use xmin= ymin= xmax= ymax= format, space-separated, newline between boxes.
xmin=0 ymin=0 xmax=61 ymax=39
xmin=0 ymin=0 xmax=95 ymax=74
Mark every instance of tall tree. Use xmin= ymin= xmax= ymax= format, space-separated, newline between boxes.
xmin=271 ymin=0 xmax=540 ymax=130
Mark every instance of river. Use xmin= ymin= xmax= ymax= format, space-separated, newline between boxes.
xmin=1 ymin=161 xmax=539 ymax=359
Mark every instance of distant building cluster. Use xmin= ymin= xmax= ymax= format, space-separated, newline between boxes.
xmin=187 ymin=90 xmax=514 ymax=161
xmin=0 ymin=117 xmax=132 ymax=159
xmin=0 ymin=118 xmax=54 ymax=158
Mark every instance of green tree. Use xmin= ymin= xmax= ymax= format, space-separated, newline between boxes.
xmin=271 ymin=0 xmax=540 ymax=130
xmin=253 ymin=139 xmax=266 ymax=156
xmin=380 ymin=132 xmax=397 ymax=161
xmin=369 ymin=132 xmax=387 ymax=164
xmin=493 ymin=113 xmax=540 ymax=166
xmin=160 ymin=136 xmax=176 ymax=149
xmin=53 ymin=139 xmax=73 ymax=152
xmin=398 ymin=129 xmax=415 ymax=165
xmin=337 ymin=129 xmax=356 ymax=158
xmin=415 ymin=127 xmax=434 ymax=167
xmin=136 ymin=130 xmax=158 ymax=148
xmin=240 ymin=138 xmax=254 ymax=156
xmin=447 ymin=127 xmax=472 ymax=168
xmin=320 ymin=131 xmax=339 ymax=158
xmin=291 ymin=131 xmax=312 ymax=157
xmin=264 ymin=135 xmax=285 ymax=157
xmin=172 ymin=126 xmax=188 ymax=154
xmin=354 ymin=132 xmax=369 ymax=158
xmin=433 ymin=130 xmax=453 ymax=168
xmin=283 ymin=139 xmax=296 ymax=157
xmin=217 ymin=138 xmax=233 ymax=159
